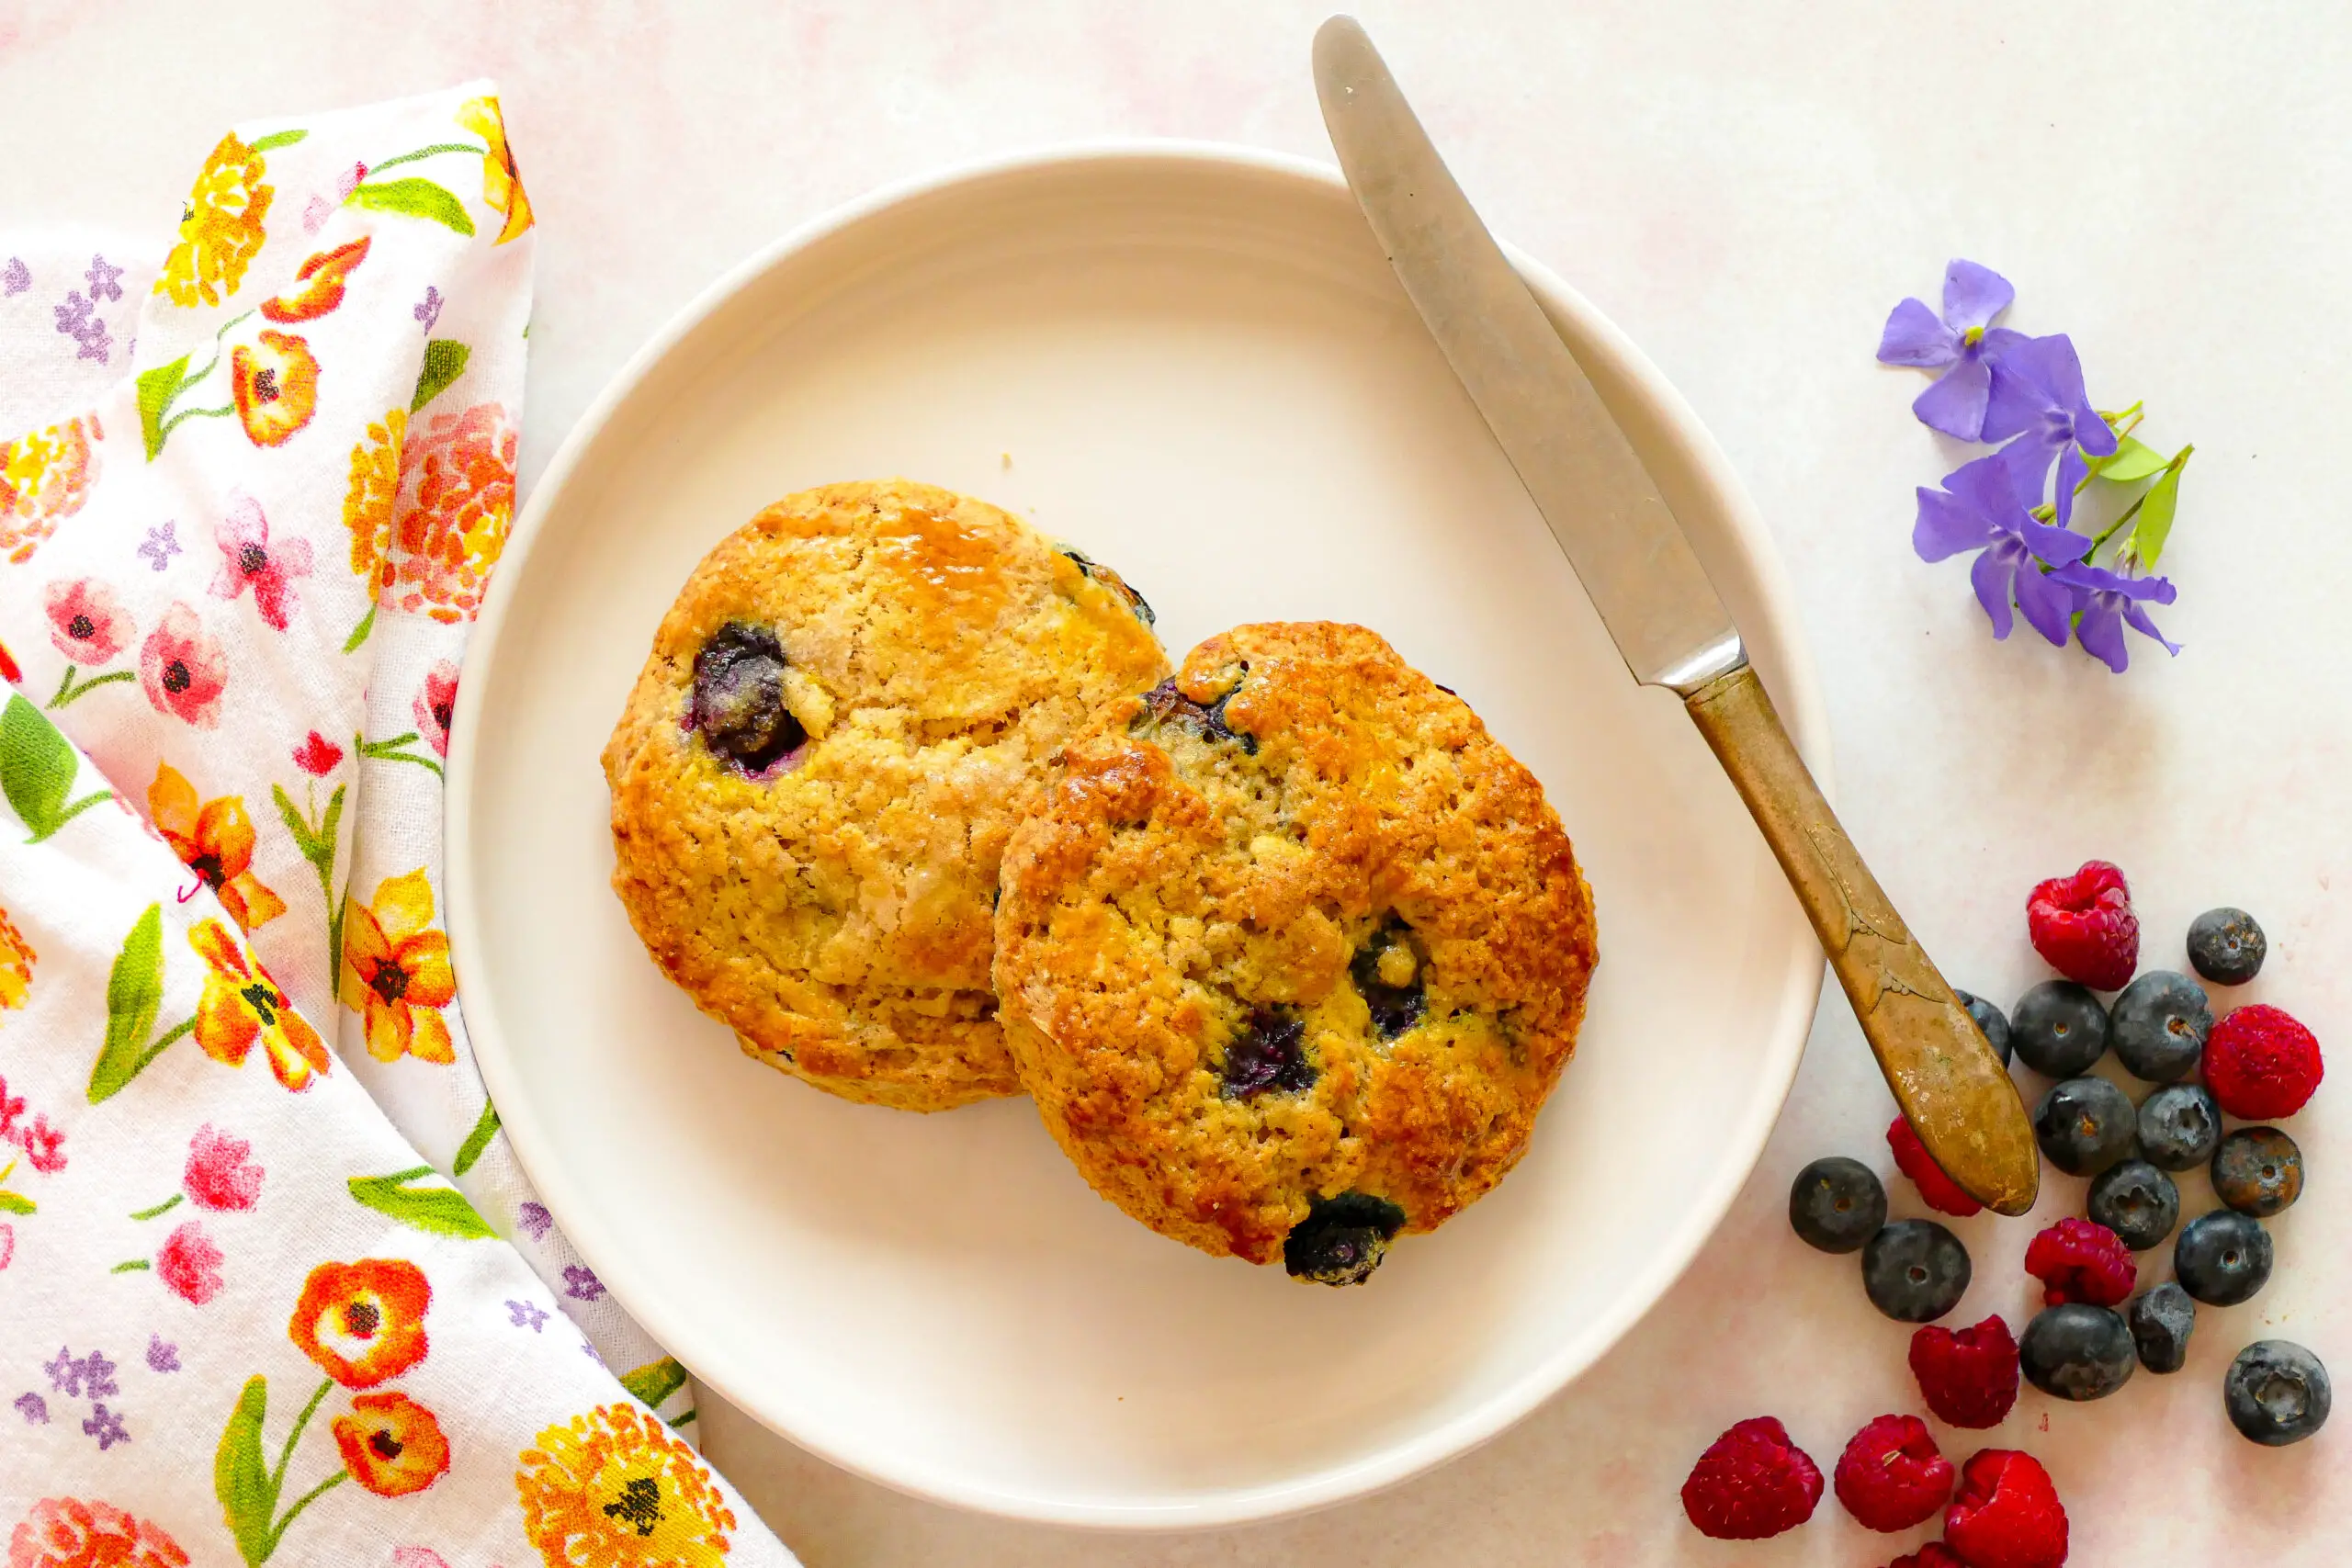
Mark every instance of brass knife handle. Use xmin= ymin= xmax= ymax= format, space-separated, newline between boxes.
xmin=1685 ymin=662 xmax=2038 ymax=1215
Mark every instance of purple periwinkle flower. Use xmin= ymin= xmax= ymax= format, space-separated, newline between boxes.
xmin=1877 ymin=260 xmax=2026 ymax=440
xmin=42 ymin=1347 xmax=83 ymax=1395
xmin=1914 ymin=450 xmax=2090 ymax=644
xmin=14 ymin=1393 xmax=48 ymax=1424
xmin=145 ymin=1335 xmax=179 ymax=1374
xmin=1981 ymin=333 xmax=2119 ymax=525
xmin=562 ymin=1265 xmax=605 ymax=1302
xmin=78 ymin=1349 xmax=119 ymax=1400
xmin=82 ymin=1402 xmax=129 ymax=1450
xmin=506 ymin=1298 xmax=549 ymax=1332
xmin=85 ymin=254 xmax=124 ymax=303
xmin=2051 ymin=561 xmax=2180 ymax=673
xmin=516 ymin=1201 xmax=553 ymax=1241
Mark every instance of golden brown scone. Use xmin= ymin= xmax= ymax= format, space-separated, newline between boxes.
xmin=603 ymin=479 xmax=1168 ymax=1111
xmin=992 ymin=622 xmax=1596 ymax=1281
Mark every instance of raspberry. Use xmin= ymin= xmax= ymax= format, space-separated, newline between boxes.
xmin=2022 ymin=1217 xmax=2136 ymax=1307
xmin=2027 ymin=860 xmax=2138 ymax=991
xmin=2203 ymin=1003 xmax=2324 ymax=1118
xmin=1679 ymin=1416 xmax=1823 ymax=1540
xmin=1909 ymin=1315 xmax=2020 ymax=1428
xmin=1889 ymin=1547 xmax=1966 ymax=1568
xmin=1944 ymin=1449 xmax=2069 ymax=1568
xmin=1887 ymin=1114 xmax=1984 ymax=1217
xmin=1834 ymin=1413 xmax=1955 ymax=1532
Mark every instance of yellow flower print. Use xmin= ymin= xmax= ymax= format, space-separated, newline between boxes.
xmin=515 ymin=1404 xmax=737 ymax=1568
xmin=189 ymin=918 xmax=331 ymax=1090
xmin=0 ymin=904 xmax=35 ymax=1012
xmin=456 ymin=96 xmax=535 ymax=245
xmin=149 ymin=762 xmax=288 ymax=932
xmin=340 ymin=869 xmax=457 ymax=1065
xmin=342 ymin=408 xmax=406 ymax=598
xmin=0 ymin=413 xmax=102 ymax=565
xmin=156 ymin=132 xmax=274 ymax=307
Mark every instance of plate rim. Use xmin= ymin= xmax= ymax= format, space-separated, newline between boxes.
xmin=447 ymin=138 xmax=1832 ymax=1530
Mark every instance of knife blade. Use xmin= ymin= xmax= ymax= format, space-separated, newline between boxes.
xmin=1313 ymin=14 xmax=2040 ymax=1214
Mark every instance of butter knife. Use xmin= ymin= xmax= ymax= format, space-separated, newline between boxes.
xmin=1313 ymin=15 xmax=2038 ymax=1214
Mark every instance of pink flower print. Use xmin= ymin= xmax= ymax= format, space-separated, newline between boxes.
xmin=0 ymin=1221 xmax=12 ymax=1272
xmin=183 ymin=1124 xmax=263 ymax=1211
xmin=0 ymin=1075 xmax=24 ymax=1138
xmin=139 ymin=604 xmax=228 ymax=727
xmin=391 ymin=1550 xmax=453 ymax=1568
xmin=156 ymin=1222 xmax=222 ymax=1304
xmin=42 ymin=578 xmax=132 ymax=662
xmin=292 ymin=730 xmax=345 ymax=776
xmin=414 ymin=660 xmax=458 ymax=757
xmin=209 ymin=494 xmax=311 ymax=631
xmin=14 ymin=1115 xmax=64 ymax=1175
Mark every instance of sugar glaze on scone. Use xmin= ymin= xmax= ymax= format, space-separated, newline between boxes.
xmin=993 ymin=621 xmax=1597 ymax=1281
xmin=603 ymin=479 xmax=1168 ymax=1111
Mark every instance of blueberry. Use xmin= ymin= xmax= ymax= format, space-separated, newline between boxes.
xmin=689 ymin=623 xmax=806 ymax=773
xmin=2032 ymin=1077 xmax=2138 ymax=1177
xmin=1861 ymin=1219 xmax=1971 ymax=1322
xmin=1058 ymin=545 xmax=1155 ymax=625
xmin=2087 ymin=1158 xmax=2181 ymax=1250
xmin=1788 ymin=1156 xmax=1887 ymax=1254
xmin=2224 ymin=1340 xmax=2331 ymax=1446
xmin=1350 ymin=919 xmax=1427 ymax=1040
xmin=2211 ymin=1126 xmax=2302 ymax=1218
xmin=1136 ymin=676 xmax=1256 ymax=754
xmin=2129 ymin=1281 xmax=2196 ymax=1374
xmin=2175 ymin=1210 xmax=2274 ymax=1306
xmin=2020 ymin=1303 xmax=2137 ymax=1400
xmin=2188 ymin=907 xmax=2267 ymax=987
xmin=1220 ymin=1008 xmax=1315 ymax=1100
xmin=1953 ymin=989 xmax=2013 ymax=1066
xmin=2011 ymin=981 xmax=2110 ymax=1077
xmin=2136 ymin=1082 xmax=2222 ymax=1171
xmin=2109 ymin=970 xmax=2212 ymax=1082
xmin=1284 ymin=1192 xmax=1406 ymax=1286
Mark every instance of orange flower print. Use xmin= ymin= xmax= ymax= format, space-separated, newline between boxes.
xmin=457 ymin=96 xmax=535 ymax=245
xmin=333 ymin=1391 xmax=452 ymax=1496
xmin=0 ymin=905 xmax=33 ymax=1012
xmin=139 ymin=604 xmax=229 ymax=728
xmin=288 ymin=1258 xmax=431 ymax=1387
xmin=7 ymin=1497 xmax=190 ymax=1568
xmin=231 ymin=330 xmax=319 ymax=447
xmin=340 ymin=870 xmax=457 ymax=1065
xmin=189 ymin=918 xmax=331 ymax=1090
xmin=260 ymin=236 xmax=370 ymax=323
xmin=149 ymin=762 xmax=287 ymax=932
xmin=341 ymin=407 xmax=405 ymax=598
xmin=0 ymin=413 xmax=102 ymax=565
xmin=156 ymin=131 xmax=273 ymax=308
xmin=515 ymin=1404 xmax=737 ymax=1568
xmin=389 ymin=402 xmax=515 ymax=622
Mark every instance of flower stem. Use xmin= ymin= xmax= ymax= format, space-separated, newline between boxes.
xmin=364 ymin=141 xmax=486 ymax=175
xmin=265 ymin=1468 xmax=347 ymax=1559
xmin=129 ymin=1016 xmax=197 ymax=1083
xmin=130 ymin=1192 xmax=185 ymax=1222
xmin=156 ymin=404 xmax=235 ymax=443
xmin=50 ymin=668 xmax=138 ymax=709
xmin=267 ymin=1376 xmax=335 ymax=1504
xmin=110 ymin=1258 xmax=152 ymax=1273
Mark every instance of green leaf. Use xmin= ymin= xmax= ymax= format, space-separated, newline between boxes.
xmin=412 ymin=339 xmax=470 ymax=412
xmin=248 ymin=129 xmax=307 ymax=152
xmin=342 ymin=604 xmax=377 ymax=654
xmin=215 ymin=1375 xmax=277 ymax=1566
xmin=345 ymin=178 xmax=476 ymax=236
xmin=618 ymin=1356 xmax=690 ymax=1410
xmin=1 ymin=694 xmax=109 ymax=840
xmin=347 ymin=1166 xmax=496 ymax=1239
xmin=316 ymin=784 xmax=345 ymax=877
xmin=137 ymin=355 xmax=191 ymax=460
xmin=451 ymin=1098 xmax=501 ymax=1177
xmin=268 ymin=784 xmax=323 ymax=870
xmin=0 ymin=1190 xmax=34 ymax=1215
xmin=2094 ymin=436 xmax=2168 ymax=485
xmin=2127 ymin=463 xmax=2184 ymax=570
xmin=88 ymin=906 xmax=165 ymax=1103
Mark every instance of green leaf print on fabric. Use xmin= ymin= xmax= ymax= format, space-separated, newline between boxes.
xmin=348 ymin=1165 xmax=496 ymax=1239
xmin=216 ymin=1375 xmax=277 ymax=1563
xmin=247 ymin=129 xmax=309 ymax=153
xmin=617 ymin=1356 xmax=690 ymax=1410
xmin=449 ymin=1099 xmax=500 ymax=1178
xmin=345 ymin=178 xmax=476 ymax=236
xmin=88 ymin=905 xmax=198 ymax=1103
xmin=411 ymin=338 xmax=469 ymax=412
xmin=1 ymin=694 xmax=113 ymax=841
xmin=137 ymin=355 xmax=194 ymax=460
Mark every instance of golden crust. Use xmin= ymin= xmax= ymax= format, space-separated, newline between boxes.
xmin=603 ymin=479 xmax=1169 ymax=1111
xmin=992 ymin=621 xmax=1597 ymax=1263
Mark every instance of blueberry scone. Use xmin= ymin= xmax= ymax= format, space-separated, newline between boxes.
xmin=603 ymin=479 xmax=1167 ymax=1111
xmin=992 ymin=621 xmax=1597 ymax=1280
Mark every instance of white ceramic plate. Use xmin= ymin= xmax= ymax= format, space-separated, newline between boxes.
xmin=447 ymin=143 xmax=1829 ymax=1529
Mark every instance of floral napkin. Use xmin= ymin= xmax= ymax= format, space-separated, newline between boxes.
xmin=0 ymin=84 xmax=796 ymax=1567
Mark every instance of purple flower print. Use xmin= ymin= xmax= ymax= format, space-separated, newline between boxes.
xmin=51 ymin=291 xmax=93 ymax=337
xmin=2 ymin=258 xmax=28 ymax=296
xmin=506 ymin=1299 xmax=549 ymax=1331
xmin=85 ymin=254 xmax=124 ymax=303
xmin=580 ymin=1340 xmax=605 ymax=1366
xmin=82 ymin=1402 xmax=129 ymax=1450
xmin=14 ymin=1393 xmax=47 ymax=1424
xmin=1980 ymin=333 xmax=2120 ymax=525
xmin=562 ymin=1265 xmax=605 ymax=1302
xmin=415 ymin=286 xmax=444 ymax=333
xmin=78 ymin=1349 xmax=119 ymax=1399
xmin=138 ymin=521 xmax=182 ymax=571
xmin=43 ymin=1347 xmax=84 ymax=1395
xmin=516 ymin=1201 xmax=553 ymax=1241
xmin=2050 ymin=561 xmax=2181 ymax=674
xmin=1877 ymin=260 xmax=2027 ymax=440
xmin=74 ymin=319 xmax=112 ymax=365
xmin=145 ymin=1335 xmax=180 ymax=1373
xmin=1913 ymin=449 xmax=2091 ymax=645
